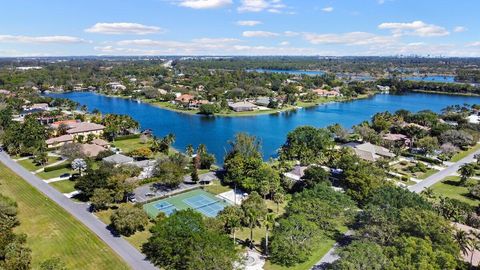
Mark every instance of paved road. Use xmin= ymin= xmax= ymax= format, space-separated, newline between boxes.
xmin=0 ymin=152 xmax=157 ymax=270
xmin=409 ymin=149 xmax=480 ymax=193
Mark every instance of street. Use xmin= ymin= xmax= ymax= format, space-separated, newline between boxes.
xmin=0 ymin=152 xmax=157 ymax=270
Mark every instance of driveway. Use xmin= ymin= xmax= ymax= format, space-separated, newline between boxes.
xmin=408 ymin=149 xmax=480 ymax=193
xmin=0 ymin=152 xmax=157 ymax=270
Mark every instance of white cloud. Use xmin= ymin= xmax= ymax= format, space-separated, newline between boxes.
xmin=454 ymin=26 xmax=467 ymax=33
xmin=303 ymin=32 xmax=396 ymax=46
xmin=279 ymin=41 xmax=289 ymax=46
xmin=85 ymin=23 xmax=163 ymax=35
xmin=466 ymin=41 xmax=480 ymax=47
xmin=236 ymin=20 xmax=262 ymax=26
xmin=177 ymin=0 xmax=232 ymax=9
xmin=97 ymin=38 xmax=320 ymax=56
xmin=284 ymin=31 xmax=299 ymax=37
xmin=242 ymin=31 xmax=279 ymax=37
xmin=321 ymin=6 xmax=334 ymax=12
xmin=238 ymin=0 xmax=287 ymax=13
xmin=378 ymin=21 xmax=449 ymax=37
xmin=0 ymin=34 xmax=87 ymax=44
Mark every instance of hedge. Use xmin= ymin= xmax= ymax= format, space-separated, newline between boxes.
xmin=401 ymin=152 xmax=443 ymax=165
xmin=114 ymin=134 xmax=141 ymax=141
xmin=44 ymin=162 xmax=71 ymax=172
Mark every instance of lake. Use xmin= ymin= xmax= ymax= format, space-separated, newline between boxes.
xmin=404 ymin=75 xmax=456 ymax=83
xmin=47 ymin=92 xmax=480 ymax=162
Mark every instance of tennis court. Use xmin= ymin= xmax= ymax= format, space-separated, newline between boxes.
xmin=143 ymin=189 xmax=231 ymax=218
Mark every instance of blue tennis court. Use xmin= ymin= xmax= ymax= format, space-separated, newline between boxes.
xmin=183 ymin=195 xmax=226 ymax=217
xmin=143 ymin=189 xmax=231 ymax=218
xmin=153 ymin=201 xmax=177 ymax=216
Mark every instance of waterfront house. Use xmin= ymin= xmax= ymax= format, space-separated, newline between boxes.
xmin=66 ymin=122 xmax=105 ymax=139
xmin=468 ymin=114 xmax=480 ymax=124
xmin=46 ymin=134 xmax=74 ymax=148
xmin=229 ymin=101 xmax=258 ymax=112
xmin=188 ymin=100 xmax=210 ymax=109
xmin=106 ymin=82 xmax=126 ymax=91
xmin=344 ymin=142 xmax=395 ymax=162
xmin=313 ymin=89 xmax=341 ymax=97
xmin=175 ymin=94 xmax=195 ymax=105
xmin=255 ymin=97 xmax=271 ymax=107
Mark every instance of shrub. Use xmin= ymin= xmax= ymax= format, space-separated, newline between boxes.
xmin=114 ymin=134 xmax=141 ymax=141
xmin=44 ymin=162 xmax=71 ymax=172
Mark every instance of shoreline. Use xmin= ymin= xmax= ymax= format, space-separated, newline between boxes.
xmin=92 ymin=91 xmax=377 ymax=118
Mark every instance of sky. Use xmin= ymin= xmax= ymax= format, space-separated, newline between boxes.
xmin=0 ymin=0 xmax=479 ymax=57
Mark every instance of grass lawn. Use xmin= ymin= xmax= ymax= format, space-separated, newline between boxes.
xmin=451 ymin=143 xmax=480 ymax=162
xmin=49 ymin=180 xmax=77 ymax=193
xmin=17 ymin=156 xmax=60 ymax=171
xmin=203 ymin=180 xmax=232 ymax=195
xmin=0 ymin=163 xmax=128 ymax=270
xmin=113 ymin=137 xmax=149 ymax=153
xmin=431 ymin=176 xmax=479 ymax=206
xmin=417 ymin=169 xmax=439 ymax=179
xmin=37 ymin=167 xmax=74 ymax=180
xmin=264 ymin=237 xmax=336 ymax=270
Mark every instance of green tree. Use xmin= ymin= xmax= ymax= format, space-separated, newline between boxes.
xmin=263 ymin=212 xmax=276 ymax=256
xmin=110 ymin=205 xmax=149 ymax=236
xmin=241 ymin=192 xmax=267 ymax=249
xmin=332 ymin=240 xmax=388 ymax=270
xmin=269 ymin=214 xmax=319 ymax=266
xmin=300 ymin=166 xmax=331 ymax=189
xmin=90 ymin=188 xmax=113 ymax=211
xmin=218 ymin=205 xmax=243 ymax=244
xmin=280 ymin=126 xmax=333 ymax=164
xmin=459 ymin=163 xmax=476 ymax=186
xmin=143 ymin=210 xmax=239 ymax=270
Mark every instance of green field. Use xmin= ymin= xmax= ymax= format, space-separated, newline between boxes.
xmin=431 ymin=176 xmax=479 ymax=206
xmin=0 ymin=163 xmax=129 ymax=270
xmin=450 ymin=143 xmax=480 ymax=162
xmin=50 ymin=180 xmax=77 ymax=193
xmin=203 ymin=180 xmax=232 ymax=195
xmin=17 ymin=156 xmax=61 ymax=171
xmin=113 ymin=138 xmax=148 ymax=153
xmin=37 ymin=167 xmax=74 ymax=180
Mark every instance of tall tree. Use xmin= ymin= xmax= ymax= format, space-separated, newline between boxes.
xmin=241 ymin=192 xmax=267 ymax=249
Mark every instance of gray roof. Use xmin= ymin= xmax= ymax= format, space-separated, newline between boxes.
xmin=102 ymin=154 xmax=134 ymax=164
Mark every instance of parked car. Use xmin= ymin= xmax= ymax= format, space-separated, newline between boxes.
xmin=60 ymin=173 xmax=71 ymax=178
xmin=145 ymin=192 xmax=155 ymax=197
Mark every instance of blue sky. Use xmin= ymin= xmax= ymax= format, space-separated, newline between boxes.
xmin=0 ymin=0 xmax=479 ymax=57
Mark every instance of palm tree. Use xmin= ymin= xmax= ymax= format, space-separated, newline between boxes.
xmin=459 ymin=163 xmax=476 ymax=186
xmin=185 ymin=144 xmax=194 ymax=157
xmin=455 ymin=230 xmax=472 ymax=258
xmin=272 ymin=191 xmax=285 ymax=214
xmin=263 ymin=213 xmax=276 ymax=256
xmin=421 ymin=187 xmax=435 ymax=199
xmin=150 ymin=136 xmax=162 ymax=153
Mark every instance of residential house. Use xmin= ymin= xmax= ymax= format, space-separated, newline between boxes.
xmin=382 ymin=133 xmax=411 ymax=147
xmin=175 ymin=94 xmax=194 ymax=105
xmin=344 ymin=142 xmax=395 ymax=162
xmin=66 ymin=122 xmax=105 ymax=139
xmin=91 ymin=138 xmax=110 ymax=148
xmin=468 ymin=114 xmax=480 ymax=124
xmin=102 ymin=153 xmax=134 ymax=165
xmin=80 ymin=144 xmax=106 ymax=158
xmin=229 ymin=101 xmax=258 ymax=112
xmin=46 ymin=134 xmax=74 ymax=148
xmin=188 ymin=100 xmax=210 ymax=110
xmin=255 ymin=97 xmax=272 ymax=107
xmin=283 ymin=165 xmax=308 ymax=182
xmin=0 ymin=89 xmax=11 ymax=95
xmin=106 ymin=82 xmax=126 ymax=91
xmin=313 ymin=89 xmax=341 ymax=97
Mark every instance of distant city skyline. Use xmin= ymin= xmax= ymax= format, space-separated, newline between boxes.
xmin=1 ymin=0 xmax=479 ymax=57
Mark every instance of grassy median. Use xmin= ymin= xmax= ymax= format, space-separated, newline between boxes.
xmin=0 ymin=163 xmax=129 ymax=270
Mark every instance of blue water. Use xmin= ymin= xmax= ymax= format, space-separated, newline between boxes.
xmin=405 ymin=75 xmax=456 ymax=83
xmin=250 ymin=68 xmax=325 ymax=76
xmin=47 ymin=92 xmax=480 ymax=162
